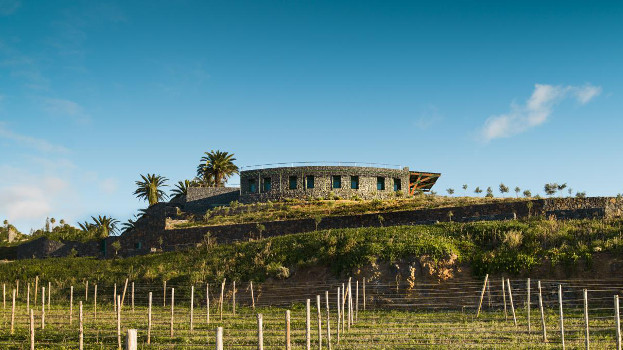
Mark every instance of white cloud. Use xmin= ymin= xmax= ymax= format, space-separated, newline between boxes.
xmin=0 ymin=185 xmax=51 ymax=221
xmin=0 ymin=122 xmax=69 ymax=153
xmin=99 ymin=178 xmax=118 ymax=194
xmin=481 ymin=83 xmax=601 ymax=141
xmin=42 ymin=98 xmax=90 ymax=123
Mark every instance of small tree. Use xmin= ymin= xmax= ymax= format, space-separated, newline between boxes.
xmin=557 ymin=183 xmax=567 ymax=197
xmin=447 ymin=211 xmax=454 ymax=222
xmin=462 ymin=184 xmax=468 ymax=192
xmin=256 ymin=223 xmax=266 ymax=239
xmin=523 ymin=190 xmax=532 ymax=198
xmin=446 ymin=188 xmax=455 ymax=196
xmin=111 ymin=241 xmax=121 ymax=256
xmin=474 ymin=187 xmax=483 ymax=195
xmin=378 ymin=215 xmax=385 ymax=227
xmin=544 ymin=183 xmax=558 ymax=196
xmin=576 ymin=191 xmax=587 ymax=198
xmin=514 ymin=187 xmax=521 ymax=197
xmin=499 ymin=183 xmax=509 ymax=197
xmin=485 ymin=187 xmax=494 ymax=198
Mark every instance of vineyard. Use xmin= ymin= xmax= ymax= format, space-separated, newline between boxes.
xmin=1 ymin=277 xmax=623 ymax=349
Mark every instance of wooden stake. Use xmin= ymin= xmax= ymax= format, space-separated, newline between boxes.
xmin=85 ymin=280 xmax=88 ymax=302
xmin=341 ymin=283 xmax=345 ymax=333
xmin=116 ymin=295 xmax=121 ymax=350
xmin=190 ymin=285 xmax=194 ymax=333
xmin=70 ymin=285 xmax=74 ymax=325
xmin=30 ymin=308 xmax=34 ymax=350
xmin=347 ymin=281 xmax=352 ymax=330
xmin=79 ymin=301 xmax=84 ymax=350
xmin=616 ymin=295 xmax=621 ymax=350
xmin=114 ymin=283 xmax=117 ymax=311
xmin=355 ymin=280 xmax=359 ymax=322
xmin=306 ymin=298 xmax=311 ymax=350
xmin=94 ymin=284 xmax=98 ymax=320
xmin=206 ymin=283 xmax=210 ymax=324
xmin=163 ymin=281 xmax=167 ymax=307
xmin=362 ymin=278 xmax=366 ymax=311
xmin=336 ymin=287 xmax=341 ymax=343
xmin=527 ymin=278 xmax=531 ymax=333
xmin=251 ymin=281 xmax=255 ymax=311
xmin=538 ymin=281 xmax=547 ymax=343
xmin=317 ymin=294 xmax=322 ymax=350
xmin=148 ymin=292 xmax=152 ymax=345
xmin=34 ymin=276 xmax=38 ymax=307
xmin=232 ymin=281 xmax=236 ymax=316
xmin=10 ymin=289 xmax=15 ymax=335
xmin=487 ymin=278 xmax=491 ymax=309
xmin=326 ymin=291 xmax=332 ymax=350
xmin=216 ymin=327 xmax=223 ymax=350
xmin=27 ymin=283 xmax=30 ymax=312
xmin=47 ymin=282 xmax=51 ymax=308
xmin=120 ymin=278 xmax=129 ymax=308
xmin=41 ymin=287 xmax=45 ymax=329
xmin=257 ymin=313 xmax=263 ymax=350
xmin=559 ymin=284 xmax=565 ymax=350
xmin=507 ymin=279 xmax=517 ymax=326
xmin=16 ymin=279 xmax=19 ymax=298
xmin=583 ymin=289 xmax=589 ymax=350
xmin=285 ymin=310 xmax=291 ymax=350
xmin=502 ymin=278 xmax=508 ymax=321
xmin=476 ymin=274 xmax=489 ymax=318
xmin=126 ymin=329 xmax=137 ymax=350
xmin=170 ymin=287 xmax=175 ymax=338
xmin=220 ymin=279 xmax=225 ymax=321
xmin=131 ymin=282 xmax=134 ymax=313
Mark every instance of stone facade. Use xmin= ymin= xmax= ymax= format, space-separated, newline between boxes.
xmin=185 ymin=187 xmax=241 ymax=213
xmin=239 ymin=166 xmax=411 ymax=203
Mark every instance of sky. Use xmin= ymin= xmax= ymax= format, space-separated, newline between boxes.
xmin=1 ymin=0 xmax=622 ymax=233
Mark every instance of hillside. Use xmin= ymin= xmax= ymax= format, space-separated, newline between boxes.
xmin=2 ymin=217 xmax=622 ymax=285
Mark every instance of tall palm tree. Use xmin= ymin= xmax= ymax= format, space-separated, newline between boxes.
xmin=197 ymin=150 xmax=238 ymax=187
xmin=134 ymin=174 xmax=169 ymax=206
xmin=91 ymin=215 xmax=119 ymax=238
xmin=171 ymin=179 xmax=196 ymax=199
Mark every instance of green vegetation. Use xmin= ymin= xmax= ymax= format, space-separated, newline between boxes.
xmin=134 ymin=174 xmax=169 ymax=206
xmin=2 ymin=218 xmax=622 ymax=286
xmin=183 ymin=195 xmax=519 ymax=227
xmin=196 ymin=150 xmax=239 ymax=187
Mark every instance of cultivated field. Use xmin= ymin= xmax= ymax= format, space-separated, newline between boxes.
xmin=1 ymin=278 xmax=622 ymax=349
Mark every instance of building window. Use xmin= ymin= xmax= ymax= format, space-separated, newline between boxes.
xmin=134 ymin=242 xmax=142 ymax=250
xmin=332 ymin=175 xmax=341 ymax=189
xmin=394 ymin=178 xmax=402 ymax=191
xmin=306 ymin=175 xmax=315 ymax=189
xmin=351 ymin=176 xmax=359 ymax=189
xmin=377 ymin=177 xmax=385 ymax=191
xmin=248 ymin=178 xmax=257 ymax=193
xmin=289 ymin=176 xmax=297 ymax=190
xmin=263 ymin=177 xmax=271 ymax=192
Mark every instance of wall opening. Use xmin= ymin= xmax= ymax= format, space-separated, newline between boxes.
xmin=351 ymin=176 xmax=359 ymax=189
xmin=263 ymin=177 xmax=271 ymax=192
xmin=306 ymin=175 xmax=315 ymax=189
xmin=394 ymin=178 xmax=402 ymax=191
xmin=248 ymin=178 xmax=257 ymax=193
xmin=332 ymin=175 xmax=341 ymax=189
xmin=289 ymin=176 xmax=297 ymax=190
xmin=377 ymin=177 xmax=385 ymax=191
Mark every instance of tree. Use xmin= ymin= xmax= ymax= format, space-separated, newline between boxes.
xmin=197 ymin=150 xmax=239 ymax=187
xmin=557 ymin=183 xmax=567 ymax=197
xmin=576 ymin=191 xmax=587 ymax=198
xmin=462 ymin=184 xmax=468 ymax=192
xmin=171 ymin=179 xmax=195 ymax=199
xmin=474 ymin=187 xmax=483 ymax=195
xmin=446 ymin=188 xmax=455 ymax=195
xmin=544 ymin=183 xmax=558 ymax=196
xmin=134 ymin=174 xmax=169 ymax=206
xmin=59 ymin=219 xmax=65 ymax=225
xmin=485 ymin=187 xmax=494 ymax=198
xmin=111 ymin=240 xmax=121 ymax=256
xmin=523 ymin=190 xmax=532 ymax=198
xmin=91 ymin=215 xmax=119 ymax=238
xmin=499 ymin=183 xmax=509 ymax=197
xmin=514 ymin=187 xmax=521 ymax=197
xmin=121 ymin=218 xmax=137 ymax=233
xmin=50 ymin=218 xmax=56 ymax=228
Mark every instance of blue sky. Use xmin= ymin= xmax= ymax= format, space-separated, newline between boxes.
xmin=1 ymin=0 xmax=622 ymax=233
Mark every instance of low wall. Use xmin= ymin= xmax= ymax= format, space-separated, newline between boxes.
xmin=185 ymin=187 xmax=240 ymax=213
xmin=114 ymin=197 xmax=623 ymax=257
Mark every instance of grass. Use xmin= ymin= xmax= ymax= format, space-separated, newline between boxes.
xmin=1 ymin=217 xmax=623 ymax=287
xmin=178 ymin=195 xmax=524 ymax=227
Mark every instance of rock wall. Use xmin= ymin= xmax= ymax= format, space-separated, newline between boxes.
xmin=113 ymin=197 xmax=623 ymax=258
xmin=185 ymin=187 xmax=241 ymax=213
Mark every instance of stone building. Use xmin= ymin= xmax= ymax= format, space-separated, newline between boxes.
xmin=238 ymin=165 xmax=440 ymax=202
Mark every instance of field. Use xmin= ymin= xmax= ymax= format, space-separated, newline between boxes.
xmin=1 ymin=278 xmax=622 ymax=349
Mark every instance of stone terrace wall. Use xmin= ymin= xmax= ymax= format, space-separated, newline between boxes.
xmin=185 ymin=187 xmax=240 ymax=214
xmin=114 ymin=197 xmax=623 ymax=257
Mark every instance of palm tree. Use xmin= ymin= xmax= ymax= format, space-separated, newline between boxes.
xmin=91 ymin=215 xmax=119 ymax=238
xmin=514 ymin=187 xmax=521 ymax=197
xmin=197 ymin=150 xmax=239 ymax=187
xmin=78 ymin=221 xmax=94 ymax=232
xmin=171 ymin=179 xmax=195 ymax=199
xmin=134 ymin=174 xmax=169 ymax=206
xmin=121 ymin=218 xmax=137 ymax=233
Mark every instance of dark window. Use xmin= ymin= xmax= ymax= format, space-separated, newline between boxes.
xmin=289 ymin=176 xmax=297 ymax=190
xmin=351 ymin=176 xmax=359 ymax=189
xmin=377 ymin=177 xmax=385 ymax=191
xmin=394 ymin=178 xmax=402 ymax=191
xmin=248 ymin=178 xmax=257 ymax=193
xmin=306 ymin=175 xmax=315 ymax=189
xmin=332 ymin=175 xmax=341 ymax=189
xmin=263 ymin=177 xmax=271 ymax=192
xmin=134 ymin=242 xmax=142 ymax=250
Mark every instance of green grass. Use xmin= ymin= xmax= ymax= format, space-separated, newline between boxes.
xmin=1 ymin=218 xmax=623 ymax=287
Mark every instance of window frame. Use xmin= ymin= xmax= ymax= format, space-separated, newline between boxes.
xmin=394 ymin=178 xmax=402 ymax=191
xmin=306 ymin=175 xmax=315 ymax=189
xmin=289 ymin=176 xmax=297 ymax=190
xmin=332 ymin=175 xmax=342 ymax=189
xmin=263 ymin=177 xmax=272 ymax=192
xmin=351 ymin=176 xmax=359 ymax=190
xmin=248 ymin=178 xmax=257 ymax=193
xmin=377 ymin=177 xmax=385 ymax=191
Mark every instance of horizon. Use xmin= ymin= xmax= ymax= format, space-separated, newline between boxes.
xmin=1 ymin=0 xmax=622 ymax=233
